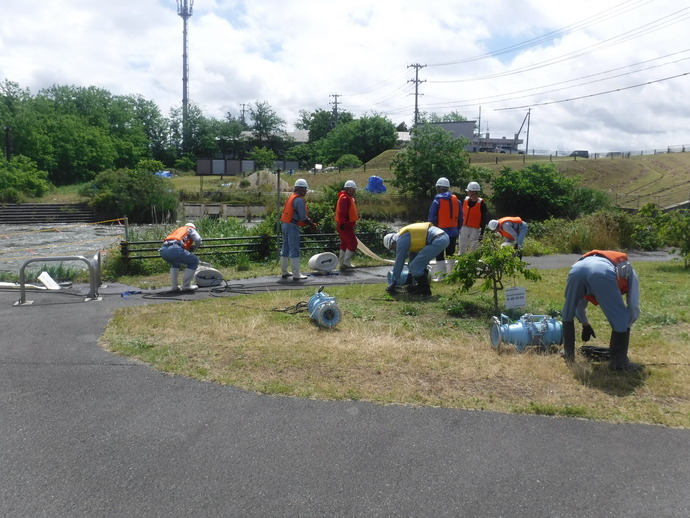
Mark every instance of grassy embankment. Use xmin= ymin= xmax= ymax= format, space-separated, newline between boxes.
xmin=101 ymin=260 xmax=690 ymax=428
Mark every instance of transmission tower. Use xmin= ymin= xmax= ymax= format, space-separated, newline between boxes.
xmin=407 ymin=63 xmax=426 ymax=127
xmin=177 ymin=1 xmax=194 ymax=152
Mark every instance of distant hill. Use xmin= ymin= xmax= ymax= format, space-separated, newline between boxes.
xmin=352 ymin=151 xmax=690 ymax=209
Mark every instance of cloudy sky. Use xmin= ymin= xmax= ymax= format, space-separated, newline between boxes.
xmin=1 ymin=0 xmax=688 ymax=154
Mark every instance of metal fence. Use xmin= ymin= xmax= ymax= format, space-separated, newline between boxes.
xmin=120 ymin=232 xmax=388 ymax=262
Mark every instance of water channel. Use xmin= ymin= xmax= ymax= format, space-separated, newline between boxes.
xmin=0 ymin=223 xmax=126 ymax=275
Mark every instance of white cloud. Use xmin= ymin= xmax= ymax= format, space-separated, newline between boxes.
xmin=1 ymin=0 xmax=688 ymax=154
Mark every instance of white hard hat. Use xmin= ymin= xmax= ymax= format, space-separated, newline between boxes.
xmin=295 ymin=178 xmax=308 ymax=188
xmin=501 ymin=241 xmax=514 ymax=247
xmin=383 ymin=233 xmax=397 ymax=250
xmin=185 ymin=222 xmax=196 ymax=229
xmin=436 ymin=177 xmax=450 ymax=188
xmin=344 ymin=180 xmax=356 ymax=189
xmin=466 ymin=181 xmax=481 ymax=192
xmin=488 ymin=219 xmax=498 ymax=231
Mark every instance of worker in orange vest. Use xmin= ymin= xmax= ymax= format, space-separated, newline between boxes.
xmin=159 ymin=222 xmax=203 ymax=292
xmin=458 ymin=181 xmax=488 ymax=254
xmin=335 ymin=180 xmax=358 ymax=270
xmin=561 ymin=250 xmax=641 ymax=371
xmin=488 ymin=216 xmax=528 ymax=258
xmin=280 ymin=179 xmax=316 ymax=280
xmin=428 ymin=177 xmax=462 ymax=279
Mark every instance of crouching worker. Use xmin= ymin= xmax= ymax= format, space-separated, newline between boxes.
xmin=159 ymin=222 xmax=203 ymax=292
xmin=383 ymin=222 xmax=449 ymax=296
xmin=488 ymin=216 xmax=528 ymax=259
xmin=561 ymin=250 xmax=641 ymax=371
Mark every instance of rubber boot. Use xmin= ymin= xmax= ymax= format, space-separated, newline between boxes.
xmin=431 ymin=260 xmax=446 ymax=282
xmin=280 ymin=256 xmax=292 ymax=278
xmin=562 ymin=320 xmax=575 ymax=362
xmin=170 ymin=267 xmax=180 ymax=291
xmin=291 ymin=257 xmax=307 ymax=280
xmin=342 ymin=249 xmax=355 ymax=269
xmin=408 ymin=271 xmax=431 ymax=296
xmin=337 ymin=249 xmax=346 ymax=269
xmin=446 ymin=259 xmax=456 ymax=275
xmin=180 ymin=268 xmax=198 ymax=291
xmin=609 ymin=329 xmax=642 ymax=371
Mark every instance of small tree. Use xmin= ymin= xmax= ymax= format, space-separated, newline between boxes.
xmin=247 ymin=146 xmax=277 ymax=171
xmin=446 ymin=233 xmax=541 ymax=315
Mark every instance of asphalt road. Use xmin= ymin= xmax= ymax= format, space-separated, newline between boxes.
xmin=1 ymin=252 xmax=688 ymax=517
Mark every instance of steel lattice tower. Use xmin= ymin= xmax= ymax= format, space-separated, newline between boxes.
xmin=177 ymin=0 xmax=193 ymax=152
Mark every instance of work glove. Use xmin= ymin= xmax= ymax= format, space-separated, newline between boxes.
xmin=628 ymin=306 xmax=640 ymax=325
xmin=477 ymin=234 xmax=483 ymax=242
xmin=339 ymin=223 xmax=346 ymax=231
xmin=386 ymin=283 xmax=397 ymax=295
xmin=581 ymin=324 xmax=596 ymax=342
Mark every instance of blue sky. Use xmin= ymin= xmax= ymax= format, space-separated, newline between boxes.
xmin=1 ymin=0 xmax=689 ymax=154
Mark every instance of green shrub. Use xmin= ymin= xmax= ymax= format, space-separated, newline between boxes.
xmin=80 ymin=167 xmax=178 ymax=223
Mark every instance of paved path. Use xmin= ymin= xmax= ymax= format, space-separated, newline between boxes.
xmin=1 ymin=253 xmax=688 ymax=517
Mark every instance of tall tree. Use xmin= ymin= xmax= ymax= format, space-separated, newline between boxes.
xmin=249 ymin=101 xmax=285 ymax=142
xmin=392 ymin=123 xmax=480 ymax=197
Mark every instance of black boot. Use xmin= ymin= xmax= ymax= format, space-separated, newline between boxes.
xmin=408 ymin=271 xmax=431 ymax=296
xmin=562 ymin=321 xmax=576 ymax=362
xmin=609 ymin=329 xmax=643 ymax=371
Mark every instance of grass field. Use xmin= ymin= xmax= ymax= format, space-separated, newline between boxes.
xmin=101 ymin=260 xmax=690 ymax=428
xmin=36 ymin=149 xmax=690 ymax=210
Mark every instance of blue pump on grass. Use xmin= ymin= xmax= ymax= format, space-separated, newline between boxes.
xmin=490 ymin=313 xmax=563 ymax=352
xmin=308 ymin=286 xmax=341 ymax=328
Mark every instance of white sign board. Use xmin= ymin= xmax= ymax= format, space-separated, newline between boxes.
xmin=505 ymin=287 xmax=526 ymax=309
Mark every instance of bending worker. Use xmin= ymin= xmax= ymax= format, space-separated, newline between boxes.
xmin=561 ymin=250 xmax=641 ymax=371
xmin=280 ymin=178 xmax=315 ymax=280
xmin=335 ymin=180 xmax=358 ymax=270
xmin=458 ymin=181 xmax=488 ymax=254
xmin=488 ymin=216 xmax=528 ymax=258
xmin=383 ymin=222 xmax=449 ymax=296
xmin=159 ymin=222 xmax=203 ymax=292
xmin=428 ymin=177 xmax=462 ymax=279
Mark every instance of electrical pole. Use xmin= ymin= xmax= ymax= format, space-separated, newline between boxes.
xmin=329 ymin=93 xmax=341 ymax=127
xmin=240 ymin=103 xmax=248 ymax=127
xmin=408 ymin=63 xmax=426 ymax=127
xmin=177 ymin=0 xmax=193 ymax=153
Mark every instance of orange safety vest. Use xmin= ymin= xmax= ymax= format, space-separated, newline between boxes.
xmin=497 ymin=216 xmax=523 ymax=240
xmin=462 ymin=197 xmax=484 ymax=229
xmin=280 ymin=193 xmax=309 ymax=226
xmin=335 ymin=192 xmax=358 ymax=223
xmin=437 ymin=195 xmax=460 ymax=228
xmin=580 ymin=250 xmax=630 ymax=305
xmin=165 ymin=225 xmax=196 ymax=251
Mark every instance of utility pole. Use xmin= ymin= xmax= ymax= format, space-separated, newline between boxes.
xmin=407 ymin=63 xmax=426 ymax=127
xmin=240 ymin=103 xmax=248 ymax=127
xmin=177 ymin=0 xmax=193 ymax=153
xmin=329 ymin=93 xmax=341 ymax=127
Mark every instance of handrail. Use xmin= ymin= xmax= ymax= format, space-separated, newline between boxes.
xmin=15 ymin=252 xmax=102 ymax=305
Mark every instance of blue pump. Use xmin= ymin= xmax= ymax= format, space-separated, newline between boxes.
xmin=308 ymin=286 xmax=341 ymax=328
xmin=490 ymin=313 xmax=563 ymax=352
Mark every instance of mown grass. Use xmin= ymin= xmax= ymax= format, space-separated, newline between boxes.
xmin=100 ymin=260 xmax=690 ymax=428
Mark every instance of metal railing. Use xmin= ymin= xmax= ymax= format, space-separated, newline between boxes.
xmin=14 ymin=251 xmax=102 ymax=305
xmin=120 ymin=232 xmax=388 ymax=261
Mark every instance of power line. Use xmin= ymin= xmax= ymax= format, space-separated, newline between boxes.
xmin=495 ymin=72 xmax=690 ymax=111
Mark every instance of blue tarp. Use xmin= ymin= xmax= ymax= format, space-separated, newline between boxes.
xmin=365 ymin=176 xmax=387 ymax=193
xmin=155 ymin=171 xmax=173 ymax=178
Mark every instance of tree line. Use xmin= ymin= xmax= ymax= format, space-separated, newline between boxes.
xmin=0 ymin=79 xmax=400 ymax=194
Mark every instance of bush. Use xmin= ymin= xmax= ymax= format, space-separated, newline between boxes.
xmin=0 ymin=154 xmax=52 ymax=199
xmin=80 ymin=167 xmax=178 ymax=223
xmin=335 ymin=154 xmax=362 ymax=169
